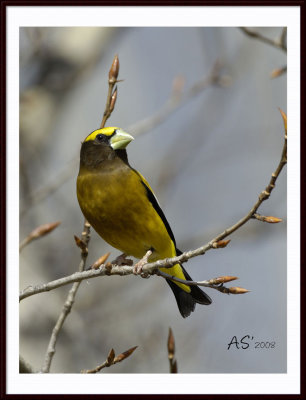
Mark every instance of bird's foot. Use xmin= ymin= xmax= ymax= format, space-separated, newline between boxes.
xmin=112 ymin=253 xmax=133 ymax=266
xmin=133 ymin=250 xmax=152 ymax=278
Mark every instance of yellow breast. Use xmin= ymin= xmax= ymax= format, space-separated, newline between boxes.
xmin=77 ymin=166 xmax=172 ymax=259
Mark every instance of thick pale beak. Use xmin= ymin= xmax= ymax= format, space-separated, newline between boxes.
xmin=110 ymin=129 xmax=134 ymax=150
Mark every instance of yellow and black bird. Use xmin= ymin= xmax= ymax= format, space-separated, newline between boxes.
xmin=77 ymin=127 xmax=212 ymax=317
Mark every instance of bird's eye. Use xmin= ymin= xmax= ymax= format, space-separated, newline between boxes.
xmin=96 ymin=134 xmax=104 ymax=142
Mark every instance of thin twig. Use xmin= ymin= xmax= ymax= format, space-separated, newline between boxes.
xmin=40 ymin=220 xmax=91 ymax=373
xmin=270 ymin=65 xmax=287 ymax=79
xmin=280 ymin=27 xmax=287 ymax=50
xmin=81 ymin=348 xmax=115 ymax=373
xmin=100 ymin=54 xmax=119 ymax=128
xmin=81 ymin=346 xmax=138 ymax=373
xmin=157 ymin=270 xmax=249 ymax=295
xmin=19 ymin=257 xmax=248 ymax=301
xmin=19 ymin=355 xmax=35 ymax=373
xmin=19 ymin=221 xmax=61 ymax=252
xmin=20 ymin=158 xmax=78 ymax=219
xmin=239 ymin=27 xmax=287 ymax=52
xmin=129 ymin=61 xmax=224 ymax=137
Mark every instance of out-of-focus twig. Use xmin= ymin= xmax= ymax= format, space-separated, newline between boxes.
xmin=19 ymin=355 xmax=35 ymax=373
xmin=20 ymin=110 xmax=287 ymax=303
xmin=167 ymin=328 xmax=177 ymax=373
xmin=19 ymin=221 xmax=61 ymax=252
xmin=128 ymin=61 xmax=226 ymax=137
xmin=270 ymin=65 xmax=287 ymax=79
xmin=240 ymin=27 xmax=287 ymax=79
xmin=239 ymin=27 xmax=287 ymax=52
xmin=20 ymin=158 xmax=78 ymax=218
xmin=19 ymin=264 xmax=236 ymax=300
xmin=81 ymin=346 xmax=138 ymax=373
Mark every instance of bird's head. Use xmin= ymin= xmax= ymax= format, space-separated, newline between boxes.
xmin=83 ymin=127 xmax=134 ymax=150
xmin=79 ymin=127 xmax=134 ymax=169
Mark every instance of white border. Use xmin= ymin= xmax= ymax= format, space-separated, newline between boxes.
xmin=8 ymin=5 xmax=300 ymax=395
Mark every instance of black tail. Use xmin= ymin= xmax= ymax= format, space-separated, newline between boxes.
xmin=166 ymin=261 xmax=212 ymax=318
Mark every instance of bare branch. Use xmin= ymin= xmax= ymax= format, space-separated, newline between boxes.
xmin=270 ymin=65 xmax=287 ymax=79
xmin=19 ymin=262 xmax=142 ymax=301
xmin=239 ymin=27 xmax=287 ymax=52
xmin=158 ymin=270 xmax=249 ymax=295
xmin=81 ymin=346 xmax=138 ymax=373
xmin=129 ymin=61 xmax=225 ymax=137
xmin=40 ymin=220 xmax=91 ymax=373
xmin=19 ymin=221 xmax=61 ymax=252
xmin=14 ymin=238 xmax=243 ymax=299
xmin=19 ymin=355 xmax=35 ymax=373
xmin=100 ymin=54 xmax=120 ymax=128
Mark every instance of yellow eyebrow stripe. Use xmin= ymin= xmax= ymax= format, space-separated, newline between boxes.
xmin=84 ymin=127 xmax=119 ymax=142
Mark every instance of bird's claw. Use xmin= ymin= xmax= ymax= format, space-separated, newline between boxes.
xmin=133 ymin=250 xmax=152 ymax=278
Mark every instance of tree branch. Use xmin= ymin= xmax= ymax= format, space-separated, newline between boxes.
xmin=157 ymin=270 xmax=249 ymax=295
xmin=19 ymin=221 xmax=61 ymax=252
xmin=81 ymin=346 xmax=138 ymax=373
xmin=19 ymin=355 xmax=35 ymax=373
xmin=40 ymin=220 xmax=91 ymax=373
xmin=239 ymin=27 xmax=287 ymax=52
xmin=129 ymin=61 xmax=225 ymax=137
xmin=100 ymin=54 xmax=119 ymax=128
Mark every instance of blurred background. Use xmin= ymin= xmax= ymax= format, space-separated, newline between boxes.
xmin=19 ymin=27 xmax=287 ymax=373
